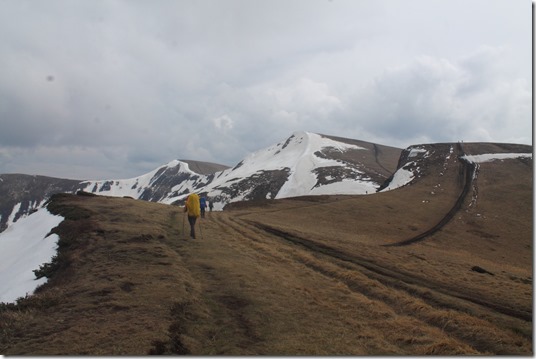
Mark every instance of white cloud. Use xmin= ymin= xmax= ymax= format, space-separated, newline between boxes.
xmin=338 ymin=47 xmax=532 ymax=148
xmin=0 ymin=0 xmax=530 ymax=179
xmin=265 ymin=78 xmax=342 ymax=118
xmin=212 ymin=114 xmax=234 ymax=132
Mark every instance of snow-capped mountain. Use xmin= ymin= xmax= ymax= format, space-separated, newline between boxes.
xmin=0 ymin=131 xmax=401 ymax=231
xmin=79 ymin=131 xmax=401 ymax=208
xmin=167 ymin=131 xmax=400 ymax=205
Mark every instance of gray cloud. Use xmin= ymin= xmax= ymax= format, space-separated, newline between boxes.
xmin=334 ymin=48 xmax=532 ymax=148
xmin=0 ymin=0 xmax=531 ymax=179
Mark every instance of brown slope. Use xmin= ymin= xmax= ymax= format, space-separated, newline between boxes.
xmin=318 ymin=133 xmax=402 ymax=182
xmin=223 ymin=142 xmax=532 ymax=352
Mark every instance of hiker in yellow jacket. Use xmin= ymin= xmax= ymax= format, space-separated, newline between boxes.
xmin=184 ymin=193 xmax=201 ymax=239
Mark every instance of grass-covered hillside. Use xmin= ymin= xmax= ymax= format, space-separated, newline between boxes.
xmin=0 ymin=144 xmax=532 ymax=355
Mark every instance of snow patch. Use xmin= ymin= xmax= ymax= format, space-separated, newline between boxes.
xmin=462 ymin=153 xmax=532 ymax=163
xmin=408 ymin=148 xmax=428 ymax=158
xmin=310 ymin=179 xmax=376 ymax=195
xmin=7 ymin=202 xmax=22 ymax=227
xmin=380 ymin=166 xmax=416 ymax=192
xmin=0 ymin=208 xmax=64 ymax=303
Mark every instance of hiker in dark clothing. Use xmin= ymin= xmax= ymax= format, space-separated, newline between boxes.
xmin=209 ymin=200 xmax=214 ymax=212
xmin=200 ymin=196 xmax=207 ymax=218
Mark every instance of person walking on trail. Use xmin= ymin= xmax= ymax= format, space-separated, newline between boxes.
xmin=199 ymin=195 xmax=207 ymax=218
xmin=209 ymin=199 xmax=214 ymax=212
xmin=184 ymin=193 xmax=201 ymax=239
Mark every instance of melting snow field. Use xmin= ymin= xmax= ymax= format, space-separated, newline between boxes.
xmin=462 ymin=153 xmax=532 ymax=163
xmin=0 ymin=208 xmax=64 ymax=303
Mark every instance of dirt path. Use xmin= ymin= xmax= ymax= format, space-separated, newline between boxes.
xmin=166 ymin=211 xmax=531 ymax=355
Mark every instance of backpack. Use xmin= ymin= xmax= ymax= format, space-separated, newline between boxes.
xmin=200 ymin=197 xmax=206 ymax=208
xmin=186 ymin=193 xmax=201 ymax=217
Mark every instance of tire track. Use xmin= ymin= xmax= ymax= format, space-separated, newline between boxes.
xmin=211 ymin=215 xmax=300 ymax=264
xmin=249 ymin=221 xmax=531 ymax=323
xmin=287 ymin=250 xmax=530 ymax=354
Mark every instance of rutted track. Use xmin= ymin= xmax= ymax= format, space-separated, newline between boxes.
xmin=246 ymin=220 xmax=531 ymax=323
xmin=383 ymin=142 xmax=475 ymax=247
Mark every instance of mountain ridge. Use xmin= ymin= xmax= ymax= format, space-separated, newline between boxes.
xmin=0 ymin=131 xmax=532 ymax=233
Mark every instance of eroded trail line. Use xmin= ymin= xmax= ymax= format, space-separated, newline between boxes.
xmin=248 ymin=220 xmax=531 ymax=323
xmin=235 ymin=218 xmax=532 ymax=354
xmin=168 ymin=216 xmax=270 ymax=354
xmin=383 ymin=143 xmax=476 ymax=247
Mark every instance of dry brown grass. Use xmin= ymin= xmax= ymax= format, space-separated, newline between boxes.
xmin=0 ymin=145 xmax=532 ymax=355
xmin=1 ymin=195 xmax=196 ymax=355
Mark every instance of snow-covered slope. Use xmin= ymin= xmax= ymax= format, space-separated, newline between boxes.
xmin=0 ymin=174 xmax=80 ymax=233
xmin=0 ymin=207 xmax=63 ymax=302
xmin=162 ymin=132 xmax=385 ymax=206
xmin=79 ymin=160 xmax=205 ymax=201
xmin=74 ymin=131 xmax=400 ymax=210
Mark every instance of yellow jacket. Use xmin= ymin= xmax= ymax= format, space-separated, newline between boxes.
xmin=184 ymin=193 xmax=201 ymax=217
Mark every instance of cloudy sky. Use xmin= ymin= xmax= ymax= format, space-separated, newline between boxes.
xmin=0 ymin=0 xmax=531 ymax=180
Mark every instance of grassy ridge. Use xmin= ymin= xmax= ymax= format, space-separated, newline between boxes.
xmin=1 ymin=194 xmax=194 ymax=355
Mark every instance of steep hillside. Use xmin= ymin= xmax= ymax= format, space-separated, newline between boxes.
xmin=0 ymin=174 xmax=81 ymax=232
xmin=0 ymin=140 xmax=531 ymax=354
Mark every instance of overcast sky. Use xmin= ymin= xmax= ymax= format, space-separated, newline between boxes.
xmin=0 ymin=0 xmax=532 ymax=180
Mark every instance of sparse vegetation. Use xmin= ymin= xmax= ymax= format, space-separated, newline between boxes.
xmin=32 ymin=253 xmax=67 ymax=279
